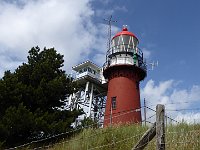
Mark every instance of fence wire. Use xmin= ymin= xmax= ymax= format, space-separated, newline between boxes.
xmin=6 ymin=105 xmax=200 ymax=150
xmin=6 ymin=107 xmax=144 ymax=150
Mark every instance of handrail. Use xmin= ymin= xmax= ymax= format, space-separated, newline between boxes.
xmin=103 ymin=55 xmax=147 ymax=71
xmin=75 ymin=71 xmax=102 ymax=82
xmin=106 ymin=44 xmax=143 ymax=58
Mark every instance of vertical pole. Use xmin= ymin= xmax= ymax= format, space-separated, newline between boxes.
xmin=88 ymin=83 xmax=94 ymax=117
xmin=84 ymin=81 xmax=90 ymax=102
xmin=144 ymin=98 xmax=147 ymax=126
xmin=76 ymin=90 xmax=81 ymax=109
xmin=94 ymin=98 xmax=98 ymax=123
xmin=68 ymin=94 xmax=72 ymax=110
xmin=156 ymin=104 xmax=165 ymax=150
xmin=165 ymin=113 xmax=167 ymax=128
xmin=104 ymin=15 xmax=117 ymax=63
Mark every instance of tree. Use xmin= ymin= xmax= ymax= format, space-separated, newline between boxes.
xmin=0 ymin=47 xmax=82 ymax=148
xmin=79 ymin=117 xmax=98 ymax=129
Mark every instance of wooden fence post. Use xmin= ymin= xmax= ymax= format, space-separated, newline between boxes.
xmin=132 ymin=122 xmax=156 ymax=150
xmin=156 ymin=104 xmax=165 ymax=150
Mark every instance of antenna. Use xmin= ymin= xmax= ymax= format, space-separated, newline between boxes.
xmin=104 ymin=15 xmax=117 ymax=51
xmin=148 ymin=60 xmax=159 ymax=71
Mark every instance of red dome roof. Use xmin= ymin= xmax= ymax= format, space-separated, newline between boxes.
xmin=112 ymin=26 xmax=138 ymax=41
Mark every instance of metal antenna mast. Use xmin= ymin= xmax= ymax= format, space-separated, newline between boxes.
xmin=148 ymin=60 xmax=159 ymax=71
xmin=104 ymin=15 xmax=117 ymax=52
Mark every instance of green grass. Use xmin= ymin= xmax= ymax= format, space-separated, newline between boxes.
xmin=49 ymin=123 xmax=200 ymax=150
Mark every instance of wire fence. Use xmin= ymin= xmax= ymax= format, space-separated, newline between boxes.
xmin=6 ymin=104 xmax=200 ymax=150
xmin=6 ymin=107 xmax=145 ymax=150
xmin=51 ymin=123 xmax=200 ymax=150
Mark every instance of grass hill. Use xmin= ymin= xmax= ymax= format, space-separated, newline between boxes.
xmin=49 ymin=123 xmax=200 ymax=150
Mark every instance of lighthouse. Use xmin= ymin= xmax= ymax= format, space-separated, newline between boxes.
xmin=103 ymin=25 xmax=147 ymax=126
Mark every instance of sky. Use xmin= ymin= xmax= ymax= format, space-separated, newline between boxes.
xmin=0 ymin=0 xmax=200 ymax=123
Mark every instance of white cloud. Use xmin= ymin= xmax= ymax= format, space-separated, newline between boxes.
xmin=142 ymin=79 xmax=174 ymax=105
xmin=0 ymin=0 xmax=109 ymax=76
xmin=141 ymin=79 xmax=200 ymax=124
xmin=0 ymin=54 xmax=22 ymax=77
xmin=175 ymin=112 xmax=200 ymax=124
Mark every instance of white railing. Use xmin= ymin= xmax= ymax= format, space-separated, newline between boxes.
xmin=76 ymin=71 xmax=101 ymax=81
xmin=107 ymin=45 xmax=143 ymax=58
xmin=103 ymin=56 xmax=147 ymax=72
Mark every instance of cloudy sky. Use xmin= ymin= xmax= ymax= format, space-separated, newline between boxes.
xmin=0 ymin=0 xmax=200 ymax=123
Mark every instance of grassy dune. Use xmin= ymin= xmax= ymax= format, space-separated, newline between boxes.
xmin=50 ymin=123 xmax=200 ymax=150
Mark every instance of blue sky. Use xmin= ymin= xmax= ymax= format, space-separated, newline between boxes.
xmin=0 ymin=0 xmax=200 ymax=123
xmin=91 ymin=0 xmax=200 ymax=123
xmin=91 ymin=0 xmax=200 ymax=88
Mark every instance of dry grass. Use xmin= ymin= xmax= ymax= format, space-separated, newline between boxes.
xmin=49 ymin=123 xmax=200 ymax=150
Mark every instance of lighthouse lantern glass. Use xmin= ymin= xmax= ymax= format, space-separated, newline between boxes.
xmin=111 ymin=35 xmax=138 ymax=55
xmin=103 ymin=27 xmax=147 ymax=72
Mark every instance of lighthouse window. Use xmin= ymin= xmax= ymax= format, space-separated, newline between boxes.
xmin=111 ymin=97 xmax=117 ymax=110
xmin=88 ymin=67 xmax=92 ymax=73
xmin=122 ymin=35 xmax=130 ymax=45
xmin=79 ymin=69 xmax=83 ymax=73
xmin=83 ymin=68 xmax=87 ymax=72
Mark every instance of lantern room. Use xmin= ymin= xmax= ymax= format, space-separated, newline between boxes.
xmin=112 ymin=25 xmax=139 ymax=49
xmin=104 ymin=26 xmax=147 ymax=72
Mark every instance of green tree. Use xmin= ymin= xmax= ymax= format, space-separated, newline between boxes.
xmin=0 ymin=47 xmax=82 ymax=148
xmin=79 ymin=117 xmax=98 ymax=128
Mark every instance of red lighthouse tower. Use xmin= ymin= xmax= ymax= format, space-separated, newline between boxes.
xmin=103 ymin=26 xmax=147 ymax=126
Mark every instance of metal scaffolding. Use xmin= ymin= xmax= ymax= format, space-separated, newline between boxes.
xmin=67 ymin=61 xmax=108 ymax=125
